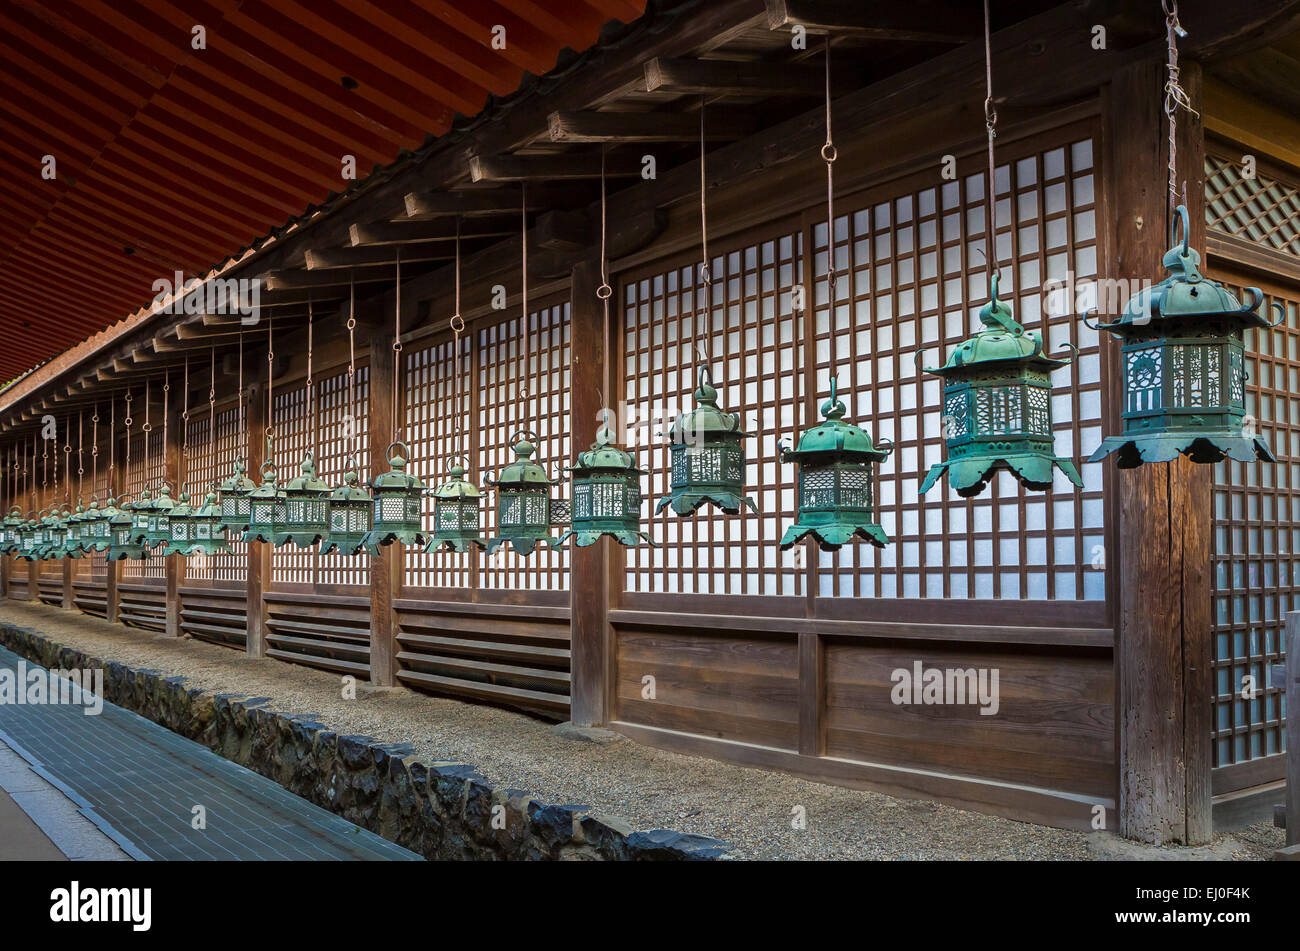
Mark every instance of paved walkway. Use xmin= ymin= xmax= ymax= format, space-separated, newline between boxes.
xmin=0 ymin=645 xmax=420 ymax=860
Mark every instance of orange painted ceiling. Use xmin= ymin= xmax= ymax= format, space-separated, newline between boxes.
xmin=0 ymin=0 xmax=646 ymax=383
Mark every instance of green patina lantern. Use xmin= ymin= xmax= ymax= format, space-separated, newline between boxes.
xmin=162 ymin=491 xmax=193 ymax=556
xmin=360 ymin=442 xmax=427 ymax=554
xmin=144 ymin=483 xmax=177 ymax=549
xmin=80 ymin=497 xmax=112 ymax=552
xmin=780 ymin=378 xmax=892 ymax=551
xmin=56 ymin=506 xmax=84 ymax=560
xmin=1 ymin=506 xmax=22 ymax=554
xmin=37 ymin=507 xmax=61 ymax=560
xmin=278 ymin=452 xmax=330 ymax=547
xmin=218 ymin=458 xmax=256 ymax=534
xmin=427 ymin=458 xmax=485 ymax=553
xmin=487 ymin=431 xmax=560 ymax=556
xmin=656 ymin=367 xmax=757 ymax=517
xmin=321 ymin=462 xmax=371 ymax=556
xmin=919 ymin=273 xmax=1084 ymax=497
xmin=17 ymin=517 xmax=39 ymax=561
xmin=184 ymin=491 xmax=231 ymax=557
xmin=107 ymin=498 xmax=149 ymax=561
xmin=128 ymin=488 xmax=154 ymax=545
xmin=243 ymin=462 xmax=286 ymax=544
xmin=560 ymin=425 xmax=654 ymax=548
xmin=1089 ymin=205 xmax=1279 ymax=468
xmin=65 ymin=501 xmax=89 ymax=555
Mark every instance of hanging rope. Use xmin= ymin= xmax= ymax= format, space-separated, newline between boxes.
xmin=307 ymin=294 xmax=317 ymax=459
xmin=62 ymin=414 xmax=71 ymax=503
xmin=1163 ymin=0 xmax=1195 ymax=220
xmin=696 ymin=97 xmax=713 ymax=374
xmin=265 ymin=316 xmax=274 ymax=461
xmin=181 ymin=355 xmax=190 ymax=495
xmin=983 ymin=0 xmax=999 ymax=276
xmin=209 ymin=346 xmax=217 ymax=490
xmin=77 ymin=410 xmax=84 ymax=502
xmin=91 ymin=403 xmax=99 ymax=501
xmin=598 ymin=145 xmax=615 ymax=436
xmin=519 ymin=183 xmax=532 ymax=431
xmin=451 ymin=217 xmax=467 ymax=459
xmin=347 ymin=273 xmax=358 ymax=463
xmin=124 ymin=389 xmax=134 ymax=504
xmin=142 ymin=378 xmax=152 ymax=494
xmin=162 ymin=371 xmax=170 ymax=490
xmin=392 ymin=250 xmax=403 ymax=443
xmin=238 ymin=329 xmax=246 ymax=463
xmin=823 ymin=35 xmax=838 ymax=366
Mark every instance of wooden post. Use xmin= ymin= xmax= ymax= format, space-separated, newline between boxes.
xmin=368 ymin=322 xmax=397 ymax=687
xmin=245 ymin=376 xmax=268 ymax=659
xmin=60 ymin=560 xmax=74 ymax=610
xmin=568 ymin=256 xmax=612 ymax=727
xmin=106 ymin=456 xmax=122 ymax=623
xmin=165 ymin=392 xmax=184 ymax=636
xmin=1 ymin=554 xmax=8 ymax=601
xmin=1287 ymin=612 xmax=1299 ymax=848
xmin=1107 ymin=58 xmax=1213 ymax=845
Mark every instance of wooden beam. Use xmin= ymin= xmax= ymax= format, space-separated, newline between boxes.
xmin=568 ymin=256 xmax=610 ymax=727
xmin=367 ymin=321 xmax=397 ymax=688
xmin=798 ymin=632 xmax=825 ymax=756
xmin=469 ymin=153 xmax=644 ymax=182
xmin=764 ymin=0 xmax=979 ymax=42
xmin=348 ymin=216 xmax=518 ymax=248
xmin=547 ymin=109 xmax=752 ymax=143
xmin=1109 ymin=58 xmax=1212 ymax=846
xmin=305 ymin=244 xmax=453 ymax=270
xmin=262 ymin=267 xmax=396 ymax=291
xmin=245 ymin=380 xmax=267 ymax=660
xmin=164 ymin=393 xmax=182 ymax=637
xmin=1288 ymin=611 xmax=1299 ymax=847
xmin=403 ymin=185 xmax=588 ymax=219
xmin=645 ymin=56 xmax=826 ymax=96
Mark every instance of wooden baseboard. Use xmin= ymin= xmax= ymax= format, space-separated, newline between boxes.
xmin=1211 ymin=780 xmax=1286 ymax=833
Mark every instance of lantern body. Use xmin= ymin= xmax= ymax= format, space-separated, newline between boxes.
xmin=163 ymin=492 xmax=193 ymax=556
xmin=39 ymin=510 xmax=62 ymax=560
xmin=56 ymin=508 xmax=83 ymax=559
xmin=145 ymin=483 xmax=177 ymax=549
xmin=427 ymin=463 xmax=485 ymax=553
xmin=128 ymin=489 xmax=154 ymax=545
xmin=81 ymin=499 xmax=112 ymax=552
xmin=0 ymin=507 xmax=22 ymax=554
xmin=1090 ymin=205 xmax=1277 ymax=468
xmin=560 ymin=428 xmax=653 ymax=548
xmin=486 ymin=434 xmax=559 ymax=555
xmin=920 ymin=275 xmax=1083 ymax=497
xmin=243 ymin=462 xmax=287 ymax=544
xmin=17 ymin=520 xmax=38 ymax=561
xmin=360 ymin=443 xmax=427 ymax=554
xmin=107 ymin=501 xmax=149 ymax=561
xmin=278 ymin=453 xmax=330 ymax=547
xmin=656 ymin=372 xmax=757 ymax=516
xmin=184 ymin=492 xmax=231 ymax=557
xmin=321 ymin=467 xmax=371 ymax=556
xmin=218 ymin=459 xmax=256 ymax=534
xmin=780 ymin=382 xmax=891 ymax=551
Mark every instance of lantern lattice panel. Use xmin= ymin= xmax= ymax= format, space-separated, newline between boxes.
xmin=1205 ymin=152 xmax=1300 ymax=258
xmin=477 ymin=301 xmax=571 ymax=591
xmin=623 ymin=233 xmax=805 ymax=596
xmin=405 ymin=333 xmax=473 ymax=589
xmin=1211 ymin=281 xmax=1297 ymax=772
xmin=813 ymin=132 xmax=1103 ymax=601
xmin=122 ymin=428 xmax=165 ymax=580
xmin=211 ymin=404 xmax=248 ymax=582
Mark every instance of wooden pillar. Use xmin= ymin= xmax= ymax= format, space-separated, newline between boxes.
xmin=164 ymin=390 xmax=184 ymax=636
xmin=1288 ymin=612 xmax=1299 ymax=847
xmin=106 ymin=456 xmax=122 ymax=622
xmin=368 ymin=322 xmax=398 ymax=687
xmin=569 ymin=256 xmax=612 ymax=726
xmin=245 ymin=374 xmax=269 ymax=658
xmin=1 ymin=554 xmax=8 ymax=601
xmin=1107 ymin=58 xmax=1212 ymax=845
xmin=60 ymin=560 xmax=74 ymax=610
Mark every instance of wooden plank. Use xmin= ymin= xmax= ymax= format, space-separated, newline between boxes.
xmin=547 ymin=109 xmax=752 ymax=143
xmin=60 ymin=559 xmax=74 ymax=611
xmin=305 ymin=244 xmax=453 ymax=270
xmin=763 ymin=0 xmax=979 ymax=42
xmin=469 ymin=154 xmax=644 ymax=183
xmin=349 ymin=216 xmax=518 ymax=247
xmin=368 ymin=320 xmax=396 ymax=687
xmin=568 ymin=256 xmax=609 ymax=727
xmin=798 ymin=631 xmax=824 ymax=757
xmin=1288 ymin=611 xmax=1299 ymax=846
xmin=644 ymin=56 xmax=826 ymax=97
xmin=1108 ymin=58 xmax=1212 ymax=845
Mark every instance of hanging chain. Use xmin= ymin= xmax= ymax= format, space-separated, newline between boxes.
xmin=209 ymin=346 xmax=217 ymax=490
xmin=91 ymin=404 xmax=99 ymax=500
xmin=347 ymin=273 xmax=358 ymax=463
xmin=266 ymin=315 xmax=274 ymax=461
xmin=181 ymin=355 xmax=190 ymax=494
xmin=598 ymin=144 xmax=614 ymax=436
xmin=238 ymin=329 xmax=246 ymax=462
xmin=451 ymin=218 xmax=467 ymax=457
xmin=1163 ymin=0 xmax=1194 ymax=220
xmin=62 ymin=414 xmax=71 ymax=503
xmin=392 ymin=250 xmax=403 ymax=443
xmin=125 ymin=389 xmax=134 ymax=502
xmin=142 ymin=378 xmax=152 ymax=494
xmin=823 ymin=35 xmax=838 ymax=352
xmin=307 ymin=294 xmax=316 ymax=459
xmin=77 ymin=410 xmax=84 ymax=501
xmin=519 ymin=183 xmax=531 ymax=426
xmin=697 ymin=97 xmax=713 ymax=374
xmin=162 ymin=371 xmax=170 ymax=490
xmin=983 ymin=0 xmax=999 ymax=275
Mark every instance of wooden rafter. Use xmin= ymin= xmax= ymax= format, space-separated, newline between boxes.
xmin=644 ymin=56 xmax=826 ymax=96
xmin=547 ymin=109 xmax=752 ymax=142
xmin=763 ymin=0 xmax=980 ymax=42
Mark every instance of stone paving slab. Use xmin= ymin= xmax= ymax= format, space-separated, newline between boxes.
xmin=0 ymin=646 xmax=421 ymax=861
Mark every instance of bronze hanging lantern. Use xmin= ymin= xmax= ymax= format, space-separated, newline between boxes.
xmin=360 ymin=442 xmax=427 ymax=554
xmin=128 ymin=488 xmax=154 ymax=545
xmin=920 ymin=274 xmax=1084 ymax=497
xmin=189 ymin=490 xmax=230 ymax=557
xmin=144 ymin=482 xmax=177 ymax=549
xmin=47 ymin=506 xmax=73 ymax=560
xmin=1089 ymin=205 xmax=1278 ymax=468
xmin=162 ymin=491 xmax=193 ymax=556
xmin=656 ymin=368 xmax=757 ymax=516
xmin=65 ymin=501 xmax=88 ymax=555
xmin=17 ymin=517 xmax=39 ymax=562
xmin=427 ymin=459 xmax=485 ymax=553
xmin=780 ymin=378 xmax=892 ymax=551
xmin=278 ymin=452 xmax=330 ymax=547
xmin=35 ymin=506 xmax=59 ymax=560
xmin=107 ymin=497 xmax=149 ymax=561
xmin=80 ymin=497 xmax=112 ymax=552
xmin=487 ymin=432 xmax=560 ymax=555
xmin=243 ymin=460 xmax=286 ymax=544
xmin=322 ymin=462 xmax=372 ymax=556
xmin=561 ymin=425 xmax=653 ymax=548
xmin=218 ymin=458 xmax=255 ymax=534
xmin=1 ymin=506 xmax=22 ymax=554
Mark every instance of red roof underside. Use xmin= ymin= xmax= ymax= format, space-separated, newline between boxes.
xmin=0 ymin=0 xmax=646 ymax=382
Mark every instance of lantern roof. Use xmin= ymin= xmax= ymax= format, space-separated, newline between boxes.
xmin=783 ymin=380 xmax=889 ymax=462
xmin=433 ymin=461 xmax=481 ymax=499
xmin=154 ymin=483 xmax=177 ymax=512
xmin=330 ymin=467 xmax=372 ymax=502
xmin=3 ymin=507 xmax=22 ymax=527
xmin=1101 ymin=205 xmax=1274 ymax=333
xmin=370 ymin=443 xmax=427 ymax=490
xmin=170 ymin=491 xmax=193 ymax=519
xmin=220 ymin=458 xmax=256 ymax=494
xmin=132 ymin=488 xmax=155 ymax=512
xmin=930 ymin=274 xmax=1069 ymax=374
xmin=490 ymin=433 xmax=559 ymax=487
xmin=193 ymin=491 xmax=222 ymax=517
xmin=284 ymin=453 xmax=329 ymax=493
xmin=570 ymin=426 xmax=645 ymax=476
xmin=249 ymin=462 xmax=285 ymax=498
xmin=667 ymin=369 xmax=750 ymax=444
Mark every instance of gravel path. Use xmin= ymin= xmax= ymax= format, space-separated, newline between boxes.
xmin=0 ymin=601 xmax=1284 ymax=860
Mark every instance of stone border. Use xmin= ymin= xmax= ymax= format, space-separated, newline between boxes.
xmin=0 ymin=623 xmax=731 ymax=861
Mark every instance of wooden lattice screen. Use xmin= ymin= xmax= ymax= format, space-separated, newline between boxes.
xmin=1206 ymin=152 xmax=1300 ymax=258
xmin=122 ymin=428 xmax=165 ymax=580
xmin=622 ymin=129 xmax=1104 ymax=604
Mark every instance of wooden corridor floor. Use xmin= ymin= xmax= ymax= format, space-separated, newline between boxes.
xmin=0 ymin=645 xmax=420 ymax=861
